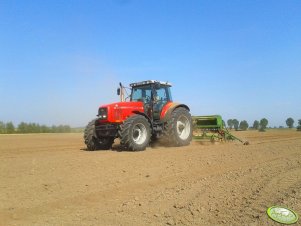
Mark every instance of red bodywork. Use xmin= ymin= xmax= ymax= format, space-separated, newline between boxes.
xmin=99 ymin=101 xmax=144 ymax=123
xmin=98 ymin=101 xmax=175 ymax=124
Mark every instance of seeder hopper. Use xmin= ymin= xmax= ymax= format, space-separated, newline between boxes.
xmin=193 ymin=115 xmax=249 ymax=145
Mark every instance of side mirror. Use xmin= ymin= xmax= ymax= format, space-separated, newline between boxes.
xmin=117 ymin=88 xmax=120 ymax=95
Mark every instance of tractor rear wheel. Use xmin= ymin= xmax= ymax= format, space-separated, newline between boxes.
xmin=84 ymin=119 xmax=114 ymax=151
xmin=165 ymin=107 xmax=192 ymax=146
xmin=120 ymin=115 xmax=151 ymax=151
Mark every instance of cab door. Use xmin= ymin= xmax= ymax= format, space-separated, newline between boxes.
xmin=152 ymin=86 xmax=170 ymax=121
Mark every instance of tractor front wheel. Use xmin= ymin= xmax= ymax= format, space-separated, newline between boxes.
xmin=84 ymin=119 xmax=114 ymax=151
xmin=120 ymin=115 xmax=151 ymax=151
xmin=165 ymin=107 xmax=192 ymax=146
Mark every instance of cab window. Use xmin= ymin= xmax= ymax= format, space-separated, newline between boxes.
xmin=131 ymin=86 xmax=152 ymax=103
xmin=154 ymin=87 xmax=172 ymax=103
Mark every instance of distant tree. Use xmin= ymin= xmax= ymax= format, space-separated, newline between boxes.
xmin=63 ymin=125 xmax=71 ymax=133
xmin=227 ymin=119 xmax=233 ymax=130
xmin=286 ymin=118 xmax=294 ymax=128
xmin=297 ymin=119 xmax=301 ymax=131
xmin=40 ymin=125 xmax=51 ymax=133
xmin=35 ymin=123 xmax=41 ymax=133
xmin=0 ymin=121 xmax=5 ymax=134
xmin=51 ymin=125 xmax=57 ymax=133
xmin=28 ymin=123 xmax=34 ymax=133
xmin=18 ymin=122 xmax=28 ymax=133
xmin=259 ymin=118 xmax=268 ymax=132
xmin=6 ymin=122 xmax=15 ymax=134
xmin=55 ymin=125 xmax=71 ymax=133
xmin=253 ymin=120 xmax=259 ymax=130
xmin=56 ymin=125 xmax=63 ymax=133
xmin=232 ymin=119 xmax=239 ymax=130
xmin=29 ymin=123 xmax=41 ymax=133
xmin=27 ymin=123 xmax=34 ymax=133
xmin=239 ymin=120 xmax=249 ymax=131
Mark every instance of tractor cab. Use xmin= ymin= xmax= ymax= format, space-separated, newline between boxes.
xmin=129 ymin=80 xmax=173 ymax=120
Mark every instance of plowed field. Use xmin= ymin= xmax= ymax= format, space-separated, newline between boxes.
xmin=0 ymin=130 xmax=300 ymax=225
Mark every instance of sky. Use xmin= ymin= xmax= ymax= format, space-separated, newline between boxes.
xmin=0 ymin=0 xmax=300 ymax=127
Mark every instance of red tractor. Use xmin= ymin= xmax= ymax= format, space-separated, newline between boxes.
xmin=84 ymin=80 xmax=192 ymax=151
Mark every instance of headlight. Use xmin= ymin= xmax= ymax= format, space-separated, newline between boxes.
xmin=98 ymin=107 xmax=108 ymax=119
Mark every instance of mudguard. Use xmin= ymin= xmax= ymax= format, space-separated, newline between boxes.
xmin=160 ymin=102 xmax=190 ymax=122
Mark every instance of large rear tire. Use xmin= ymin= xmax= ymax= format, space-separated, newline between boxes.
xmin=165 ymin=107 xmax=192 ymax=146
xmin=84 ymin=119 xmax=114 ymax=151
xmin=120 ymin=115 xmax=151 ymax=151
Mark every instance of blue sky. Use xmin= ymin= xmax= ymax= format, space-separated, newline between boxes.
xmin=0 ymin=0 xmax=300 ymax=127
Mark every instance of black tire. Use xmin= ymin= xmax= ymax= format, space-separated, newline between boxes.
xmin=84 ymin=119 xmax=114 ymax=151
xmin=164 ymin=107 xmax=192 ymax=146
xmin=120 ymin=115 xmax=151 ymax=151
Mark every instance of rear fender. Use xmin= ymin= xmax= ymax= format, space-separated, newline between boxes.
xmin=160 ymin=103 xmax=190 ymax=122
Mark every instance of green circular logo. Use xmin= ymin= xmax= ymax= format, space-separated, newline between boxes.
xmin=267 ymin=206 xmax=299 ymax=224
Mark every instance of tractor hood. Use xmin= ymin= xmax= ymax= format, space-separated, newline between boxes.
xmin=98 ymin=101 xmax=144 ymax=123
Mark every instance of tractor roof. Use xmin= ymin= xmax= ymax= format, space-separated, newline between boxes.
xmin=130 ymin=80 xmax=172 ymax=87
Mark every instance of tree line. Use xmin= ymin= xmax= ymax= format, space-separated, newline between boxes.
xmin=226 ymin=117 xmax=301 ymax=132
xmin=0 ymin=121 xmax=72 ymax=134
xmin=1 ymin=118 xmax=300 ymax=134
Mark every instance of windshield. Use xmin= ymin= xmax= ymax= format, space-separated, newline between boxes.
xmin=131 ymin=85 xmax=152 ymax=103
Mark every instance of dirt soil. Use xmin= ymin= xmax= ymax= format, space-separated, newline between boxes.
xmin=0 ymin=130 xmax=301 ymax=226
